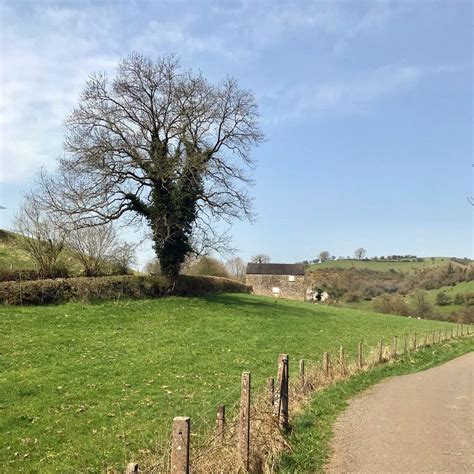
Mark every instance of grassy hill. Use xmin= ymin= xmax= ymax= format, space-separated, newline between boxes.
xmin=0 ymin=293 xmax=460 ymax=472
xmin=306 ymin=257 xmax=463 ymax=273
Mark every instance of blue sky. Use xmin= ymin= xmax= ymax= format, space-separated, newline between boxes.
xmin=0 ymin=0 xmax=472 ymax=266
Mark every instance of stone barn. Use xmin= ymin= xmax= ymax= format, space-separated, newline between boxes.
xmin=245 ymin=263 xmax=306 ymax=300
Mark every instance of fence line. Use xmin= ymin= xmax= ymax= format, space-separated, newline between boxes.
xmin=127 ymin=324 xmax=472 ymax=472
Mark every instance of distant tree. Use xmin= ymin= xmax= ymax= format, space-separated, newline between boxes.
xmin=354 ymin=247 xmax=367 ymax=260
xmin=412 ymin=290 xmax=434 ymax=318
xmin=226 ymin=256 xmax=246 ymax=281
xmin=251 ymin=254 xmax=270 ymax=264
xmin=185 ymin=256 xmax=229 ymax=278
xmin=109 ymin=242 xmax=137 ymax=275
xmin=14 ymin=192 xmax=67 ymax=277
xmin=318 ymin=251 xmax=330 ymax=262
xmin=144 ymin=258 xmax=161 ymax=275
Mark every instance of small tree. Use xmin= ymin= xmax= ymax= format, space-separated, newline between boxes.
xmin=318 ymin=251 xmax=330 ymax=262
xmin=354 ymin=247 xmax=367 ymax=260
xmin=109 ymin=242 xmax=136 ymax=275
xmin=435 ymin=291 xmax=452 ymax=306
xmin=66 ymin=224 xmax=119 ymax=276
xmin=411 ymin=290 xmax=433 ymax=318
xmin=144 ymin=258 xmax=161 ymax=275
xmin=14 ymin=193 xmax=67 ymax=277
xmin=225 ymin=256 xmax=246 ymax=281
xmin=251 ymin=254 xmax=270 ymax=264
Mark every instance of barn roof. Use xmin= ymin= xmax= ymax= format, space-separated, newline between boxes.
xmin=246 ymin=263 xmax=305 ymax=275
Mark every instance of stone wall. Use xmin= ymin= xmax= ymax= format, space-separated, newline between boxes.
xmin=246 ymin=274 xmax=306 ymax=300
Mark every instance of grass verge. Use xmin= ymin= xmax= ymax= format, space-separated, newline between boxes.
xmin=278 ymin=337 xmax=474 ymax=473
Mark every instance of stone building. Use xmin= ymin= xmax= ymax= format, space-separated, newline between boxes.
xmin=245 ymin=263 xmax=306 ymax=300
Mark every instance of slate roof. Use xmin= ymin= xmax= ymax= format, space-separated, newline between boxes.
xmin=246 ymin=263 xmax=305 ymax=275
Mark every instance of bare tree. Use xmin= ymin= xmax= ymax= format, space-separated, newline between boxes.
xmin=39 ymin=53 xmax=263 ymax=281
xmin=226 ymin=256 xmax=246 ymax=281
xmin=354 ymin=247 xmax=367 ymax=260
xmin=14 ymin=192 xmax=67 ymax=277
xmin=318 ymin=250 xmax=330 ymax=262
xmin=144 ymin=258 xmax=161 ymax=275
xmin=66 ymin=223 xmax=119 ymax=276
xmin=109 ymin=241 xmax=137 ymax=275
xmin=251 ymin=254 xmax=270 ymax=264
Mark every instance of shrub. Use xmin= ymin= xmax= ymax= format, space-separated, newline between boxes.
xmin=0 ymin=274 xmax=251 ymax=305
xmin=372 ymin=294 xmax=410 ymax=316
xmin=344 ymin=291 xmax=362 ymax=303
xmin=0 ymin=266 xmax=69 ymax=282
xmin=435 ymin=292 xmax=452 ymax=306
xmin=450 ymin=306 xmax=474 ymax=324
xmin=453 ymin=293 xmax=465 ymax=305
xmin=185 ymin=256 xmax=230 ymax=278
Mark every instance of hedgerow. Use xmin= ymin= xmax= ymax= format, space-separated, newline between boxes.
xmin=0 ymin=274 xmax=251 ymax=305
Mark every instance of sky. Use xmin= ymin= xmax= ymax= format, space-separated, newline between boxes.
xmin=0 ymin=0 xmax=472 ymax=268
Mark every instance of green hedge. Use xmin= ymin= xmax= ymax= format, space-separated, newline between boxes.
xmin=0 ymin=274 xmax=251 ymax=305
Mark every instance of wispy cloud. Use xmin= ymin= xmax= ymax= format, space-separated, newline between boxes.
xmin=261 ymin=64 xmax=462 ymax=123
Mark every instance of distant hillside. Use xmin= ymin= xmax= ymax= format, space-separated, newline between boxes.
xmin=306 ymin=257 xmax=470 ymax=274
xmin=0 ymin=229 xmax=81 ymax=274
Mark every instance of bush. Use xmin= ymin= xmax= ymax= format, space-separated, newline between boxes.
xmin=411 ymin=290 xmax=434 ymax=318
xmin=372 ymin=294 xmax=410 ymax=316
xmin=450 ymin=306 xmax=474 ymax=324
xmin=344 ymin=291 xmax=362 ymax=303
xmin=435 ymin=291 xmax=452 ymax=306
xmin=185 ymin=256 xmax=230 ymax=278
xmin=453 ymin=293 xmax=465 ymax=305
xmin=0 ymin=274 xmax=251 ymax=305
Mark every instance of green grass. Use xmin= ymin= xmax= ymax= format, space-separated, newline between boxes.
xmin=423 ymin=280 xmax=474 ymax=315
xmin=0 ymin=294 xmax=459 ymax=472
xmin=278 ymin=337 xmax=473 ymax=472
xmin=307 ymin=257 xmax=457 ymax=273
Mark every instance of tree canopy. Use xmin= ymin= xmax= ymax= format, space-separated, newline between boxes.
xmin=40 ymin=54 xmax=263 ymax=279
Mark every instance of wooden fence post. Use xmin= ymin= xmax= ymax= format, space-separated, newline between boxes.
xmin=299 ymin=359 xmax=306 ymax=390
xmin=461 ymin=325 xmax=464 ymax=336
xmin=456 ymin=325 xmax=459 ymax=337
xmin=403 ymin=334 xmax=408 ymax=354
xmin=239 ymin=372 xmax=251 ymax=471
xmin=323 ymin=351 xmax=330 ymax=378
xmin=378 ymin=340 xmax=384 ymax=363
xmin=413 ymin=332 xmax=417 ymax=350
xmin=276 ymin=354 xmax=289 ymax=431
xmin=171 ymin=417 xmax=190 ymax=474
xmin=339 ymin=347 xmax=347 ymax=376
xmin=216 ymin=405 xmax=225 ymax=443
xmin=444 ymin=327 xmax=448 ymax=341
xmin=451 ymin=327 xmax=454 ymax=339
xmin=391 ymin=336 xmax=397 ymax=358
xmin=126 ymin=463 xmax=139 ymax=473
xmin=432 ymin=330 xmax=436 ymax=345
xmin=424 ymin=332 xmax=428 ymax=347
xmin=357 ymin=341 xmax=363 ymax=369
xmin=268 ymin=377 xmax=275 ymax=407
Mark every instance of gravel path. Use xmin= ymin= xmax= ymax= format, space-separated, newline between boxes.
xmin=326 ymin=352 xmax=474 ymax=473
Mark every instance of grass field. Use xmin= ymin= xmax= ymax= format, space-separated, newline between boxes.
xmin=0 ymin=293 xmax=458 ymax=472
xmin=306 ymin=257 xmax=457 ymax=273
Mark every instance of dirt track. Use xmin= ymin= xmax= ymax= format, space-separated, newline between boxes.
xmin=326 ymin=352 xmax=474 ymax=473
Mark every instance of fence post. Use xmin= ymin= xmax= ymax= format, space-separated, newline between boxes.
xmin=171 ymin=417 xmax=190 ymax=474
xmin=451 ymin=327 xmax=454 ymax=339
xmin=378 ymin=340 xmax=384 ymax=363
xmin=339 ymin=347 xmax=347 ymax=376
xmin=323 ymin=351 xmax=330 ymax=378
xmin=456 ymin=325 xmax=459 ymax=337
xmin=276 ymin=354 xmax=289 ymax=431
xmin=413 ymin=332 xmax=417 ymax=350
xmin=444 ymin=327 xmax=448 ymax=341
xmin=268 ymin=377 xmax=275 ymax=407
xmin=391 ymin=336 xmax=397 ymax=358
xmin=424 ymin=332 xmax=428 ymax=347
xmin=126 ymin=463 xmax=139 ymax=473
xmin=239 ymin=372 xmax=251 ymax=471
xmin=357 ymin=341 xmax=363 ymax=369
xmin=432 ymin=330 xmax=436 ymax=345
xmin=299 ymin=359 xmax=306 ymax=390
xmin=403 ymin=334 xmax=408 ymax=354
xmin=216 ymin=405 xmax=225 ymax=443
xmin=461 ymin=325 xmax=464 ymax=336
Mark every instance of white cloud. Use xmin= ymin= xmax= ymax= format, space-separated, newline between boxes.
xmin=260 ymin=64 xmax=460 ymax=123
